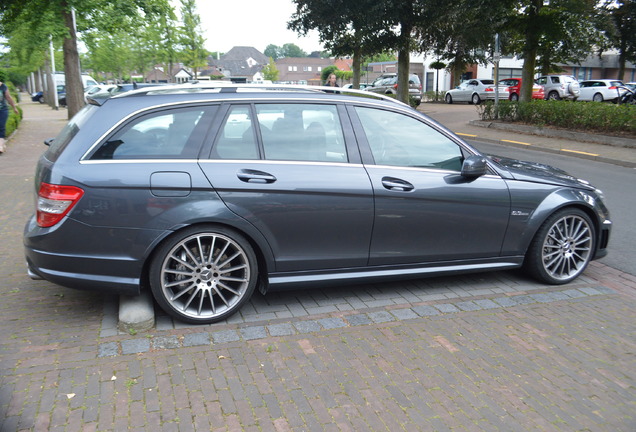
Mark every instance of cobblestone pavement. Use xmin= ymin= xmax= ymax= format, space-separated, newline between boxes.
xmin=1 ymin=100 xmax=635 ymax=431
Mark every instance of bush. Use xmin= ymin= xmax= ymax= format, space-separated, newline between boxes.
xmin=423 ymin=90 xmax=446 ymax=102
xmin=477 ymin=100 xmax=635 ymax=135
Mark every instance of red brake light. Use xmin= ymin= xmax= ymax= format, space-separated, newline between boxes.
xmin=485 ymin=87 xmax=493 ymax=92
xmin=36 ymin=183 xmax=84 ymax=227
xmin=608 ymin=86 xmax=617 ymax=90
xmin=393 ymin=83 xmax=398 ymax=89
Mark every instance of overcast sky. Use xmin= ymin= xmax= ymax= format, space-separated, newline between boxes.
xmin=192 ymin=0 xmax=323 ymax=55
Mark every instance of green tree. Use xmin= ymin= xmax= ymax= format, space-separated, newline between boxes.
xmin=1 ymin=0 xmax=171 ymax=118
xmin=289 ymin=0 xmax=387 ymax=91
xmin=281 ymin=43 xmax=307 ymax=58
xmin=502 ymin=0 xmax=599 ymax=101
xmin=264 ymin=44 xmax=282 ymax=60
xmin=179 ymin=0 xmax=208 ymax=78
xmin=261 ymin=57 xmax=279 ymax=81
xmin=599 ymin=0 xmax=636 ymax=80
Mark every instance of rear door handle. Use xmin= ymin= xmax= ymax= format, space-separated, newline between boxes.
xmin=237 ymin=169 xmax=277 ymax=183
xmin=381 ymin=177 xmax=414 ymax=192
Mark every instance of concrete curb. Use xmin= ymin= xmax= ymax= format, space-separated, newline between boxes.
xmin=118 ymin=291 xmax=155 ymax=333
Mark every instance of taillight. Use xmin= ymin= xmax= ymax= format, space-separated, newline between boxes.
xmin=393 ymin=84 xmax=398 ymax=89
xmin=608 ymin=86 xmax=617 ymax=90
xmin=36 ymin=183 xmax=84 ymax=227
xmin=485 ymin=87 xmax=493 ymax=92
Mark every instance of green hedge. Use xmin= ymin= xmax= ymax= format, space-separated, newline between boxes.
xmin=477 ymin=100 xmax=636 ymax=135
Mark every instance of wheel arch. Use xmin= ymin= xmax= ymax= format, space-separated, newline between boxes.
xmin=502 ymin=187 xmax=607 ymax=258
xmin=139 ymin=219 xmax=274 ymax=294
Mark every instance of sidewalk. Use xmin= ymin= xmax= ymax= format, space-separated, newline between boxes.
xmin=1 ymin=99 xmax=635 ymax=431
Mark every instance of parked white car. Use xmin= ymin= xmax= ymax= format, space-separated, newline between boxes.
xmin=445 ymin=79 xmax=508 ymax=105
xmin=578 ymin=79 xmax=627 ymax=103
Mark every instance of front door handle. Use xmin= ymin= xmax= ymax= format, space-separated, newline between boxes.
xmin=381 ymin=177 xmax=414 ymax=192
xmin=237 ymin=169 xmax=277 ymax=183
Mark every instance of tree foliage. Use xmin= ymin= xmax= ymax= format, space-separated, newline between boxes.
xmin=179 ymin=0 xmax=208 ymax=78
xmin=261 ymin=57 xmax=280 ymax=81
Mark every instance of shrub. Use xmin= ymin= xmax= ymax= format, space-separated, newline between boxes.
xmin=477 ymin=100 xmax=635 ymax=135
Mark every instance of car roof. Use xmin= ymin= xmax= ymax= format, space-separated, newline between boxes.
xmin=87 ymin=83 xmax=412 ymax=109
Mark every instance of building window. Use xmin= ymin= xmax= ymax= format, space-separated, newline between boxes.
xmin=303 ymin=66 xmax=312 ymax=72
xmin=288 ymin=66 xmax=292 ymax=72
xmin=572 ymin=67 xmax=592 ymax=80
xmin=318 ymin=67 xmax=322 ymax=72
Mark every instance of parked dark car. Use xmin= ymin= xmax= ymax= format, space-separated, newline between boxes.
xmin=24 ymin=84 xmax=611 ymax=324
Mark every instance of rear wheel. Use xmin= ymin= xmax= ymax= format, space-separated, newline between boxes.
xmin=524 ymin=208 xmax=595 ymax=285
xmin=510 ymin=93 xmax=519 ymax=101
xmin=548 ymin=91 xmax=561 ymax=101
xmin=592 ymin=93 xmax=604 ymax=102
xmin=149 ymin=225 xmax=258 ymax=324
xmin=471 ymin=93 xmax=481 ymax=105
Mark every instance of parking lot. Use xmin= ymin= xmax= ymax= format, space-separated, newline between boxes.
xmin=1 ymin=100 xmax=635 ymax=431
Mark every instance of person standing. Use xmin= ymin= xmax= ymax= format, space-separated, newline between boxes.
xmin=0 ymin=80 xmax=19 ymax=154
xmin=326 ymin=73 xmax=339 ymax=88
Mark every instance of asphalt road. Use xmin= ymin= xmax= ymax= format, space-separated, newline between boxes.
xmin=468 ymin=139 xmax=636 ymax=277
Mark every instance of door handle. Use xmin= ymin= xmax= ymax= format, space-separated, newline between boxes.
xmin=237 ymin=169 xmax=277 ymax=183
xmin=381 ymin=177 xmax=414 ymax=192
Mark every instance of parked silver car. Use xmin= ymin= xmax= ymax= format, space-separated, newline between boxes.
xmin=578 ymin=79 xmax=627 ymax=103
xmin=445 ymin=79 xmax=508 ymax=105
xmin=536 ymin=75 xmax=580 ymax=101
xmin=367 ymin=73 xmax=422 ymax=105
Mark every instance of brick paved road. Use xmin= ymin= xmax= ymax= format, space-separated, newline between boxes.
xmin=1 ymin=101 xmax=634 ymax=431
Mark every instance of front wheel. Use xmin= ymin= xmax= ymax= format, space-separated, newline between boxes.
xmin=524 ymin=209 xmax=595 ymax=285
xmin=149 ymin=225 xmax=258 ymax=324
xmin=445 ymin=93 xmax=453 ymax=104
xmin=510 ymin=93 xmax=519 ymax=101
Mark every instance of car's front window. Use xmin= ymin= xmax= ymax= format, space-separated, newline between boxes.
xmin=355 ymin=107 xmax=464 ymax=171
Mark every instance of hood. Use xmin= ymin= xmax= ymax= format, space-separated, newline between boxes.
xmin=487 ymin=154 xmax=594 ymax=189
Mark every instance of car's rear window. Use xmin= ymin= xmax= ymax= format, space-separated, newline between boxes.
xmin=45 ymin=104 xmax=100 ymax=162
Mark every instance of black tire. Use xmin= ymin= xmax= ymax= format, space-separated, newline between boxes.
xmin=471 ymin=93 xmax=481 ymax=105
xmin=149 ymin=225 xmax=258 ymax=324
xmin=524 ymin=208 xmax=595 ymax=285
xmin=445 ymin=93 xmax=453 ymax=104
xmin=510 ymin=93 xmax=519 ymax=101
xmin=592 ymin=93 xmax=603 ymax=102
xmin=548 ymin=91 xmax=561 ymax=101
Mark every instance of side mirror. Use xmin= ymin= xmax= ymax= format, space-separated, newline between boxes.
xmin=44 ymin=138 xmax=54 ymax=146
xmin=461 ymin=155 xmax=488 ymax=178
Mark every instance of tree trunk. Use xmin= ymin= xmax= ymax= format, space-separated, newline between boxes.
xmin=61 ymin=4 xmax=84 ymax=119
xmin=397 ymin=20 xmax=413 ymax=104
xmin=520 ymin=0 xmax=542 ymax=103
xmin=352 ymin=46 xmax=361 ymax=89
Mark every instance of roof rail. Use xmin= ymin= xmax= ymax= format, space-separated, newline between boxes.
xmin=91 ymin=82 xmax=412 ymax=108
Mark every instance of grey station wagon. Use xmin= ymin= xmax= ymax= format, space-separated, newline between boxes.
xmin=24 ymin=84 xmax=612 ymax=324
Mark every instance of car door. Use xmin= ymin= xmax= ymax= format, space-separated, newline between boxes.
xmin=199 ymin=103 xmax=374 ymax=272
xmin=452 ymin=82 xmax=470 ymax=102
xmin=349 ymin=105 xmax=511 ymax=266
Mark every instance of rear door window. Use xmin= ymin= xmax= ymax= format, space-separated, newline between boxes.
xmin=90 ymin=106 xmax=215 ymax=160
